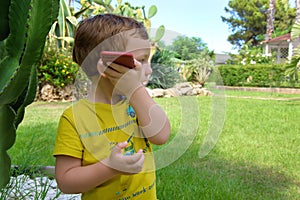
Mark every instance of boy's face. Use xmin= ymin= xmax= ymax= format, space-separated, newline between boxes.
xmin=126 ymin=37 xmax=152 ymax=85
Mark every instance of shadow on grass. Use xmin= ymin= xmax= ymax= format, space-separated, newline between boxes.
xmin=156 ymin=154 xmax=300 ymax=200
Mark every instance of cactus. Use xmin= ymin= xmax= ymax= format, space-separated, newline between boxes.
xmin=0 ymin=0 xmax=59 ymax=189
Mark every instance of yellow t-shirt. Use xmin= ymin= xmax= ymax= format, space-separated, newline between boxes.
xmin=53 ymin=98 xmax=157 ymax=200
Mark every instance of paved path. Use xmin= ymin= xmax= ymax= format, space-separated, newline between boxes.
xmin=213 ymin=86 xmax=300 ymax=94
xmin=225 ymin=95 xmax=300 ymax=101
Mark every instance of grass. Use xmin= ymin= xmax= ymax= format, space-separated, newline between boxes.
xmin=222 ymin=89 xmax=300 ymax=98
xmin=5 ymin=93 xmax=300 ymax=199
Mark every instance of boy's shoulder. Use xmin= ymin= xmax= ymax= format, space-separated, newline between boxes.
xmin=61 ymin=99 xmax=86 ymax=117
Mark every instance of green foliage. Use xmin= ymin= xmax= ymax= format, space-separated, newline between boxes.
xmin=0 ymin=1 xmax=10 ymax=41
xmin=186 ymin=50 xmax=215 ymax=85
xmin=0 ymin=0 xmax=59 ymax=189
xmin=217 ymin=64 xmax=293 ymax=87
xmin=48 ymin=0 xmax=90 ymax=49
xmin=221 ymin=0 xmax=295 ymax=48
xmin=227 ymin=45 xmax=276 ymax=65
xmin=39 ymin=48 xmax=79 ymax=88
xmin=4 ymin=97 xmax=300 ymax=199
xmin=81 ymin=0 xmax=164 ymax=44
xmin=286 ymin=19 xmax=300 ymax=83
xmin=273 ymin=0 xmax=295 ymax=34
xmin=170 ymin=36 xmax=209 ymax=60
xmin=148 ymin=49 xmax=180 ymax=89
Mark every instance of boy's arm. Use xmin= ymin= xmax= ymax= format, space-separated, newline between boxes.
xmin=129 ymin=86 xmax=171 ymax=145
xmin=55 ymin=142 xmax=144 ymax=194
xmin=98 ymin=59 xmax=170 ymax=145
xmin=55 ymin=155 xmax=118 ymax=194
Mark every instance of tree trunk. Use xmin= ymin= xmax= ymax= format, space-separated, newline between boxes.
xmin=266 ymin=0 xmax=276 ymax=40
xmin=296 ymin=0 xmax=300 ymax=21
xmin=292 ymin=0 xmax=300 ymax=52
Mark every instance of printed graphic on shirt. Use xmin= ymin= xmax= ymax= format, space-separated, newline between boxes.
xmin=126 ymin=105 xmax=135 ymax=118
xmin=115 ymin=179 xmax=156 ymax=200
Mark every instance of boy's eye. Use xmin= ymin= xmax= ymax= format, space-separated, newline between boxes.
xmin=138 ymin=57 xmax=149 ymax=63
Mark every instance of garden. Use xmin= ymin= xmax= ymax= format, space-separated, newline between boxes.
xmin=1 ymin=0 xmax=300 ymax=199
xmin=3 ymin=91 xmax=300 ymax=199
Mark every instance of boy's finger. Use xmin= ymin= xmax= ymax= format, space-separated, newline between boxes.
xmin=125 ymin=151 xmax=143 ymax=164
xmin=112 ymin=142 xmax=128 ymax=154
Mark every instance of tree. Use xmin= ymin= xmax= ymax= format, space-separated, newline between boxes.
xmin=286 ymin=0 xmax=300 ymax=83
xmin=266 ymin=0 xmax=276 ymax=40
xmin=273 ymin=0 xmax=295 ymax=36
xmin=221 ymin=0 xmax=295 ymax=48
xmin=169 ymin=36 xmax=210 ymax=61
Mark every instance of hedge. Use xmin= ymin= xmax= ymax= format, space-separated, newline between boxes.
xmin=217 ymin=64 xmax=299 ymax=88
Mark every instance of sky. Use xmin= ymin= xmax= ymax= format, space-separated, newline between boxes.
xmin=126 ymin=0 xmax=236 ymax=54
xmin=124 ymin=0 xmax=296 ymax=54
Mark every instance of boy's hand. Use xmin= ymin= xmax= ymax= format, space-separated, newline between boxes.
xmin=102 ymin=142 xmax=144 ymax=174
xmin=98 ymin=59 xmax=145 ymax=99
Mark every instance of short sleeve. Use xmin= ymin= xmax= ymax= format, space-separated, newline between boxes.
xmin=53 ymin=109 xmax=83 ymax=159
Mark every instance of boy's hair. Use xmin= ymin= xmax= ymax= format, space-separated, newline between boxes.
xmin=73 ymin=14 xmax=148 ymax=76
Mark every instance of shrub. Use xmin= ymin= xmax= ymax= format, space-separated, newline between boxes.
xmin=217 ymin=64 xmax=293 ymax=87
xmin=38 ymin=48 xmax=79 ymax=88
xmin=148 ymin=49 xmax=180 ymax=89
xmin=227 ymin=45 xmax=275 ymax=65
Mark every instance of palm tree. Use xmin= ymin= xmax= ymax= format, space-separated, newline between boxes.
xmin=292 ymin=0 xmax=300 ymax=51
xmin=285 ymin=0 xmax=300 ymax=83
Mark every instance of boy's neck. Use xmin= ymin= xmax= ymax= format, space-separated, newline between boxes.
xmin=86 ymin=77 xmax=124 ymax=104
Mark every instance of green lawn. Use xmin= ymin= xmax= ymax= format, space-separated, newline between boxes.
xmin=7 ymin=92 xmax=300 ymax=199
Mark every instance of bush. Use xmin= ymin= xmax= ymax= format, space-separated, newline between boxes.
xmin=148 ymin=49 xmax=180 ymax=89
xmin=227 ymin=45 xmax=276 ymax=65
xmin=217 ymin=64 xmax=295 ymax=87
xmin=38 ymin=48 xmax=79 ymax=88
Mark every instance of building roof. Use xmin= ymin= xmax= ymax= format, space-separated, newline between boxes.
xmin=262 ymin=33 xmax=291 ymax=44
xmin=215 ymin=53 xmax=231 ymax=65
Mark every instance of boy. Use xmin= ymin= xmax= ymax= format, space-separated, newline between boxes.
xmin=53 ymin=14 xmax=170 ymax=200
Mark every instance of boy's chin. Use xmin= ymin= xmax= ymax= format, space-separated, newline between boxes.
xmin=142 ymin=80 xmax=149 ymax=86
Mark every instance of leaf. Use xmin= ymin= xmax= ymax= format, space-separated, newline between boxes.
xmin=154 ymin=25 xmax=165 ymax=42
xmin=0 ymin=0 xmax=60 ymax=104
xmin=58 ymin=0 xmax=66 ymax=48
xmin=0 ymin=0 xmax=11 ymax=41
xmin=105 ymin=0 xmax=112 ymax=5
xmin=57 ymin=36 xmax=74 ymax=44
xmin=291 ymin=20 xmax=300 ymax=40
xmin=0 ymin=63 xmax=31 ymax=105
xmin=74 ymin=6 xmax=90 ymax=18
xmin=0 ymin=104 xmax=16 ymax=189
xmin=148 ymin=5 xmax=157 ymax=19
xmin=14 ymin=66 xmax=38 ymax=128
xmin=21 ymin=0 xmax=60 ymax=67
xmin=66 ymin=16 xmax=78 ymax=26
xmin=0 ymin=56 xmax=19 ymax=101
xmin=94 ymin=0 xmax=106 ymax=6
xmin=5 ymin=0 xmax=31 ymax=58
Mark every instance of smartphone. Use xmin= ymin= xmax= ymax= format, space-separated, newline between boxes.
xmin=100 ymin=51 xmax=135 ymax=69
